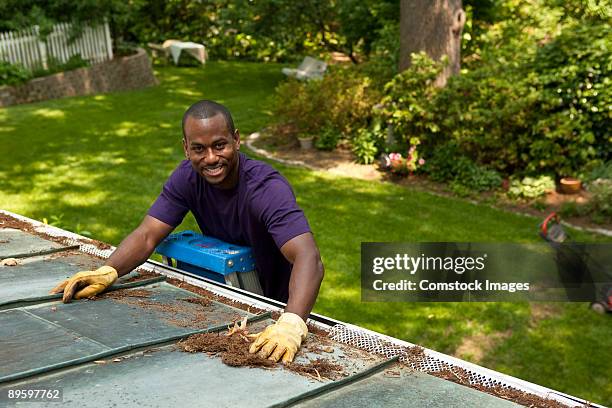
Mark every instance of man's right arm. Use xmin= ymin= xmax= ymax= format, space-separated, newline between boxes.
xmin=105 ymin=215 xmax=175 ymax=277
xmin=50 ymin=215 xmax=174 ymax=302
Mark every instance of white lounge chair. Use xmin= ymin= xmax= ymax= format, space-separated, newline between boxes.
xmin=282 ymin=57 xmax=327 ymax=80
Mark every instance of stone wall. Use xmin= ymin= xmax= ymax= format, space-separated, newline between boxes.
xmin=0 ymin=48 xmax=158 ymax=107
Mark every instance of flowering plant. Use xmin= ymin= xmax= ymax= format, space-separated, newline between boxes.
xmin=386 ymin=137 xmax=425 ymax=176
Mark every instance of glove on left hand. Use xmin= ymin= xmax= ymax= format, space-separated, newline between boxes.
xmin=248 ymin=312 xmax=308 ymax=363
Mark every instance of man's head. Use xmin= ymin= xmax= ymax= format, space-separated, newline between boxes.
xmin=182 ymin=100 xmax=241 ymax=189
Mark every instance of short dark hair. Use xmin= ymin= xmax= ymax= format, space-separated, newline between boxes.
xmin=182 ymin=100 xmax=236 ymax=139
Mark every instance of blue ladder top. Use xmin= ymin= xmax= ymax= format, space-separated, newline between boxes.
xmin=155 ymin=230 xmax=255 ymax=275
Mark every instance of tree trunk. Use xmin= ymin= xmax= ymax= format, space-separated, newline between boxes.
xmin=399 ymin=0 xmax=465 ymax=87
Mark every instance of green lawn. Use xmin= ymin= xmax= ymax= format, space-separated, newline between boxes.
xmin=1 ymin=62 xmax=610 ymax=405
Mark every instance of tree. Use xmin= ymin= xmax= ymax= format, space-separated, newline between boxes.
xmin=399 ymin=0 xmax=466 ymax=86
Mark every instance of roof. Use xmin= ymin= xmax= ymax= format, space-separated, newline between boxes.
xmin=0 ymin=213 xmax=593 ymax=408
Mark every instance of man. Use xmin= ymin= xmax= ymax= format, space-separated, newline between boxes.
xmin=50 ymin=100 xmax=324 ymax=363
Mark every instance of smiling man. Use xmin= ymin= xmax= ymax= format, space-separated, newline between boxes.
xmin=50 ymin=100 xmax=325 ymax=363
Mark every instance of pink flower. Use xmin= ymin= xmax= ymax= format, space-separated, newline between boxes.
xmin=418 ymin=158 xmax=425 ymax=166
xmin=409 ymin=146 xmax=416 ymax=154
xmin=389 ymin=153 xmax=402 ymax=161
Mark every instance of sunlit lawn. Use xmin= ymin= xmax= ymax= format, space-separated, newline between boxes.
xmin=0 ymin=61 xmax=610 ymax=405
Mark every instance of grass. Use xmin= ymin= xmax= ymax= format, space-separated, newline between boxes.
xmin=0 ymin=61 xmax=610 ymax=405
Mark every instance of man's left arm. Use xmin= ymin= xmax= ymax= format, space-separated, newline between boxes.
xmin=280 ymin=232 xmax=324 ymax=320
xmin=249 ymin=232 xmax=324 ymax=363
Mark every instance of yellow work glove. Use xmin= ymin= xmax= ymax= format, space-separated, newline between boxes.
xmin=50 ymin=266 xmax=118 ymax=303
xmin=249 ymin=312 xmax=308 ymax=363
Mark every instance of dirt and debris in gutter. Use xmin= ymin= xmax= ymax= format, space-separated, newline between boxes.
xmin=166 ymin=278 xmax=267 ymax=315
xmin=99 ymin=278 xmax=353 ymax=382
xmin=48 ymin=249 xmax=81 ymax=259
xmin=94 ymin=289 xmax=215 ymax=329
xmin=336 ymin=335 xmax=580 ymax=408
xmin=384 ymin=369 xmax=401 ymax=378
xmin=178 ymin=331 xmax=275 ymax=368
xmin=179 ymin=296 xmax=212 ymax=307
xmin=303 ymin=343 xmax=323 ymax=354
xmin=286 ymin=358 xmax=344 ymax=381
xmin=0 ymin=213 xmax=111 ymax=251
xmin=165 ymin=278 xmax=331 ymax=337
xmin=433 ymin=366 xmax=578 ymax=408
xmin=178 ymin=318 xmax=345 ymax=381
xmin=401 ymin=344 xmax=426 ymax=363
xmin=102 ymin=289 xmax=153 ymax=299
xmin=119 ymin=270 xmax=163 ymax=284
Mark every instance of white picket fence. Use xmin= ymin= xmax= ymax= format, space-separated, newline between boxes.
xmin=0 ymin=22 xmax=113 ymax=71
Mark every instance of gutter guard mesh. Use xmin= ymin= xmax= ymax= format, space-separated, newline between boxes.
xmin=329 ymin=325 xmax=501 ymax=385
xmin=328 ymin=325 xmax=585 ymax=407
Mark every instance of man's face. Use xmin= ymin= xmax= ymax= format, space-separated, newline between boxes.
xmin=182 ymin=114 xmax=241 ymax=189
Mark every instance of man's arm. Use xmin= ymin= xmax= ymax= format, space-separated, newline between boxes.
xmin=280 ymin=232 xmax=324 ymax=320
xmin=105 ymin=215 xmax=175 ymax=277
xmin=50 ymin=215 xmax=174 ymax=302
xmin=249 ymin=231 xmax=323 ymax=363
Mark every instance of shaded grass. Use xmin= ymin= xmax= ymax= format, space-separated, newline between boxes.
xmin=0 ymin=62 xmax=610 ymax=405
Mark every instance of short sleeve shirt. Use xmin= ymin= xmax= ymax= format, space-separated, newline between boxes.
xmin=147 ymin=153 xmax=311 ymax=302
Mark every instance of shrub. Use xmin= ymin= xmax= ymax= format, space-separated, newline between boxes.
xmin=314 ymin=126 xmax=341 ymax=151
xmin=357 ymin=21 xmax=400 ymax=88
xmin=1 ymin=55 xmax=91 ymax=88
xmin=432 ymin=66 xmax=539 ymax=174
xmin=441 ymin=12 xmax=610 ymax=176
xmin=424 ymin=142 xmax=502 ymax=192
xmin=584 ymin=161 xmax=612 ymax=183
xmin=377 ymin=52 xmax=441 ymax=153
xmin=586 ymin=179 xmax=612 ymax=223
xmin=507 ymin=175 xmax=555 ymax=199
xmin=273 ymin=66 xmax=381 ymax=153
xmin=0 ymin=61 xmax=31 ymax=86
xmin=352 ymin=127 xmax=381 ymax=165
xmin=273 ymin=79 xmax=321 ymax=137
xmin=31 ymin=55 xmax=90 ymax=78
xmin=377 ymin=2 xmax=610 ymax=178
xmin=529 ymin=20 xmax=612 ymax=175
xmin=560 ymin=179 xmax=612 ymax=224
xmin=460 ymin=164 xmax=503 ymax=192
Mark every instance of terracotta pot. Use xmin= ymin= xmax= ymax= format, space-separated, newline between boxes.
xmin=559 ymin=177 xmax=582 ymax=194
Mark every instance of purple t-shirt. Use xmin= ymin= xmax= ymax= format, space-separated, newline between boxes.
xmin=147 ymin=153 xmax=311 ymax=302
